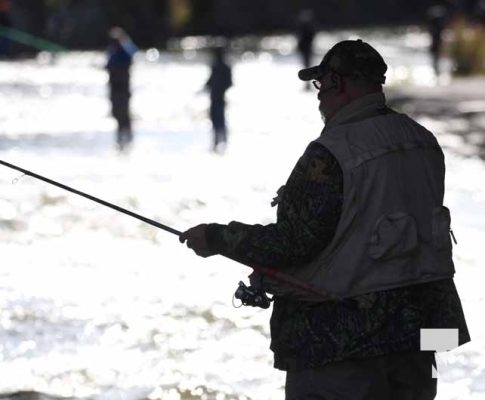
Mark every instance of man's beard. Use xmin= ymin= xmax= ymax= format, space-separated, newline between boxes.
xmin=319 ymin=104 xmax=327 ymax=123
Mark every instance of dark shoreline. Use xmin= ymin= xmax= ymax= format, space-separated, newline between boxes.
xmin=387 ymin=77 xmax=485 ymax=159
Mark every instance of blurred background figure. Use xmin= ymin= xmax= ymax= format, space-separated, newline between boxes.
xmin=0 ymin=0 xmax=12 ymax=57
xmin=46 ymin=2 xmax=71 ymax=46
xmin=296 ymin=9 xmax=316 ymax=90
xmin=473 ymin=0 xmax=485 ymax=23
xmin=426 ymin=3 xmax=449 ymax=78
xmin=205 ymin=45 xmax=232 ymax=153
xmin=106 ymin=26 xmax=137 ymax=152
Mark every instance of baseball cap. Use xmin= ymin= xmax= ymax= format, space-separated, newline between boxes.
xmin=298 ymin=39 xmax=387 ymax=84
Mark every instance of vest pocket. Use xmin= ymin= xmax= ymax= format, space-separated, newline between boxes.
xmin=368 ymin=212 xmax=418 ymax=260
xmin=432 ymin=206 xmax=453 ymax=250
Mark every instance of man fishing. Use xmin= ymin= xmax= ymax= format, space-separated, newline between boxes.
xmin=179 ymin=39 xmax=470 ymax=400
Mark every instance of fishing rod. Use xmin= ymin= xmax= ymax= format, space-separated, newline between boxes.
xmin=0 ymin=25 xmax=66 ymax=53
xmin=0 ymin=159 xmax=181 ymax=236
xmin=0 ymin=158 xmax=331 ymax=304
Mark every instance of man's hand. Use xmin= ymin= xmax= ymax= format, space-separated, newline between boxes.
xmin=179 ymin=224 xmax=216 ymax=258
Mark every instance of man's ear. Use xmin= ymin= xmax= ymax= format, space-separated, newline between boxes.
xmin=331 ymin=72 xmax=344 ymax=92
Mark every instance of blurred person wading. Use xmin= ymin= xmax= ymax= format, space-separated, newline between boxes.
xmin=106 ymin=27 xmax=137 ymax=152
xmin=0 ymin=0 xmax=12 ymax=57
xmin=205 ymin=46 xmax=232 ymax=153
xmin=180 ymin=39 xmax=470 ymax=400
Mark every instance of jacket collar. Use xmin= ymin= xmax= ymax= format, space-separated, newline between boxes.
xmin=324 ymin=92 xmax=387 ymax=130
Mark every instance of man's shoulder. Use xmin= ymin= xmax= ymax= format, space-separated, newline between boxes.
xmin=303 ymin=140 xmax=340 ymax=164
xmin=320 ymin=110 xmax=435 ymax=143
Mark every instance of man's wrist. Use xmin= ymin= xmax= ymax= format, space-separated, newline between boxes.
xmin=205 ymin=223 xmax=226 ymax=254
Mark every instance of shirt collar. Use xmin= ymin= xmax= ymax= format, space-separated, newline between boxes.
xmin=324 ymin=92 xmax=387 ymax=130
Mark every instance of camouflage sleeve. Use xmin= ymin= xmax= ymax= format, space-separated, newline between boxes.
xmin=206 ymin=142 xmax=343 ymax=268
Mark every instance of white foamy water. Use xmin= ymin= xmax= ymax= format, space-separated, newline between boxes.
xmin=0 ymin=27 xmax=483 ymax=400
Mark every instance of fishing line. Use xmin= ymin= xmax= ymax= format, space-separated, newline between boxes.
xmin=12 ymin=173 xmax=26 ymax=184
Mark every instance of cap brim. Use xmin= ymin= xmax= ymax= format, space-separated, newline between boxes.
xmin=298 ymin=65 xmax=324 ymax=81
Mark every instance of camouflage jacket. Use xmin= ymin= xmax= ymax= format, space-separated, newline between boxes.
xmin=206 ymin=141 xmax=470 ymax=371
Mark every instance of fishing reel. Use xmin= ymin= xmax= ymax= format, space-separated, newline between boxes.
xmin=233 ymin=281 xmax=273 ymax=309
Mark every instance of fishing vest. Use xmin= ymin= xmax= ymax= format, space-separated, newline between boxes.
xmin=262 ymin=93 xmax=455 ymax=301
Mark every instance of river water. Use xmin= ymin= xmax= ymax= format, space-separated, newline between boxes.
xmin=0 ymin=27 xmax=484 ymax=400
